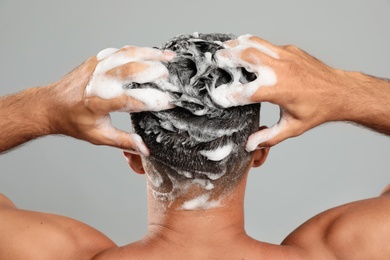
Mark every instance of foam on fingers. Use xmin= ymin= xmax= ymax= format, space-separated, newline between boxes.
xmin=125 ymin=61 xmax=169 ymax=83
xmin=245 ymin=119 xmax=285 ymax=151
xmin=122 ymin=89 xmax=175 ymax=112
xmin=94 ymin=115 xmax=149 ymax=155
xmin=128 ymin=132 xmax=150 ymax=156
xmin=237 ymin=34 xmax=280 ymax=59
xmin=211 ymin=41 xmax=278 ymax=108
xmin=96 ymin=47 xmax=119 ymax=61
xmin=85 ymin=47 xmax=174 ymax=112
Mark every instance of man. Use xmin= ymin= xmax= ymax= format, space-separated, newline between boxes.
xmin=0 ymin=34 xmax=389 ymax=259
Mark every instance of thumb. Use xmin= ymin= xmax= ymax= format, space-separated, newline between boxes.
xmin=94 ymin=123 xmax=150 ymax=155
xmin=246 ymin=125 xmax=283 ymax=151
xmin=111 ymin=131 xmax=150 ymax=156
xmin=246 ymin=116 xmax=292 ymax=151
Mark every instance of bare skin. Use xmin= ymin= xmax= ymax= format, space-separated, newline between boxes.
xmin=0 ymin=194 xmax=115 ymax=260
xmin=283 ymin=190 xmax=390 ymax=260
xmin=2 ymin=159 xmax=390 ymax=259
xmin=215 ymin=35 xmax=390 ymax=149
xmin=1 ymin=37 xmax=390 ymax=259
xmin=0 ymin=46 xmax=175 ymax=155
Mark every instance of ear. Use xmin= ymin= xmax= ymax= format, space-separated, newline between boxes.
xmin=251 ymin=125 xmax=270 ymax=168
xmin=123 ymin=151 xmax=145 ymax=174
xmin=251 ymin=147 xmax=270 ymax=168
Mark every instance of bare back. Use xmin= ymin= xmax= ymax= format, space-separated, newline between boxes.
xmin=2 ymin=192 xmax=390 ymax=259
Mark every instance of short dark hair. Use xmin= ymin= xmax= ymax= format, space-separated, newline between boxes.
xmin=130 ymin=33 xmax=260 ymax=201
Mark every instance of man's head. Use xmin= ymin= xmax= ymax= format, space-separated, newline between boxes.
xmin=126 ymin=33 xmax=267 ymax=209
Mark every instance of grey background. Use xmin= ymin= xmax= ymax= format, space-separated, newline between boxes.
xmin=0 ymin=0 xmax=389 ymax=245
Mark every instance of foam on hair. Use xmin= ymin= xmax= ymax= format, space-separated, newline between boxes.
xmin=130 ymin=33 xmax=260 ymax=209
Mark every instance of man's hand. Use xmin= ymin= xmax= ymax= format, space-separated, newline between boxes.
xmin=49 ymin=46 xmax=177 ymax=155
xmin=212 ymin=35 xmax=390 ymax=151
xmin=0 ymin=46 xmax=175 ymax=155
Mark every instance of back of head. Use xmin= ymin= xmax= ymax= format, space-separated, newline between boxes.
xmin=130 ymin=33 xmax=260 ymax=209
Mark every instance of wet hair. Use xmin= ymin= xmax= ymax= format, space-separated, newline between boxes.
xmin=130 ymin=33 xmax=260 ymax=201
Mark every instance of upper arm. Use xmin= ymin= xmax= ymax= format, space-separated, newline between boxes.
xmin=0 ymin=194 xmax=116 ymax=260
xmin=283 ymin=194 xmax=390 ymax=260
xmin=323 ymin=196 xmax=390 ymax=260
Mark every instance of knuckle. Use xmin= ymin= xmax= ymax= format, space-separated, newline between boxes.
xmin=248 ymin=35 xmax=259 ymax=42
xmin=283 ymin=44 xmax=299 ymax=51
xmin=122 ymin=45 xmax=136 ymax=52
xmin=84 ymin=97 xmax=97 ymax=111
xmin=282 ymin=44 xmax=301 ymax=54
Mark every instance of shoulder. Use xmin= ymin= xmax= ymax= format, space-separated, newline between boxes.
xmin=283 ymin=193 xmax=390 ymax=260
xmin=0 ymin=193 xmax=117 ymax=260
xmin=0 ymin=193 xmax=17 ymax=208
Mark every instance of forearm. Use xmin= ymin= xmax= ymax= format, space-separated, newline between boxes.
xmin=339 ymin=71 xmax=390 ymax=135
xmin=0 ymin=86 xmax=54 ymax=153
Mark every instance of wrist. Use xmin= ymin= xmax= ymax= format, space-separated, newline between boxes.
xmin=335 ymin=70 xmax=389 ymax=123
xmin=326 ymin=70 xmax=362 ymax=122
xmin=28 ymin=85 xmax=59 ymax=136
xmin=0 ymin=85 xmax=56 ymax=151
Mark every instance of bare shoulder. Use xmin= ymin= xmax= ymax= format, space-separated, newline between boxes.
xmin=0 ymin=193 xmax=17 ymax=208
xmin=282 ymin=192 xmax=390 ymax=260
xmin=0 ymin=193 xmax=117 ymax=260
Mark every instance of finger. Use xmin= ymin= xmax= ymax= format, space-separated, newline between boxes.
xmin=215 ymin=45 xmax=249 ymax=68
xmin=215 ymin=46 xmax=275 ymax=71
xmin=115 ymin=46 xmax=175 ymax=62
xmin=96 ymin=48 xmax=119 ymax=61
xmin=95 ymin=121 xmax=150 ymax=155
xmin=240 ymin=47 xmax=278 ymax=67
xmin=236 ymin=34 xmax=280 ymax=59
xmin=106 ymin=61 xmax=168 ymax=83
xmin=246 ymin=122 xmax=288 ymax=151
xmin=222 ymin=39 xmax=239 ymax=48
xmin=86 ymin=89 xmax=175 ymax=113
xmin=243 ymin=64 xmax=277 ymax=98
xmin=94 ymin=46 xmax=175 ymax=75
xmin=85 ymin=95 xmax=138 ymax=114
xmin=246 ymin=110 xmax=292 ymax=150
xmin=107 ymin=60 xmax=180 ymax=94
xmin=122 ymin=88 xmax=175 ymax=112
xmin=211 ymin=49 xmax=277 ymax=107
xmin=86 ymin=60 xmax=177 ymax=100
xmin=222 ymin=35 xmax=280 ymax=57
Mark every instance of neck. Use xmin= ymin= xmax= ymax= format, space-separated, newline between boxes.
xmin=144 ymin=175 xmax=249 ymax=248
